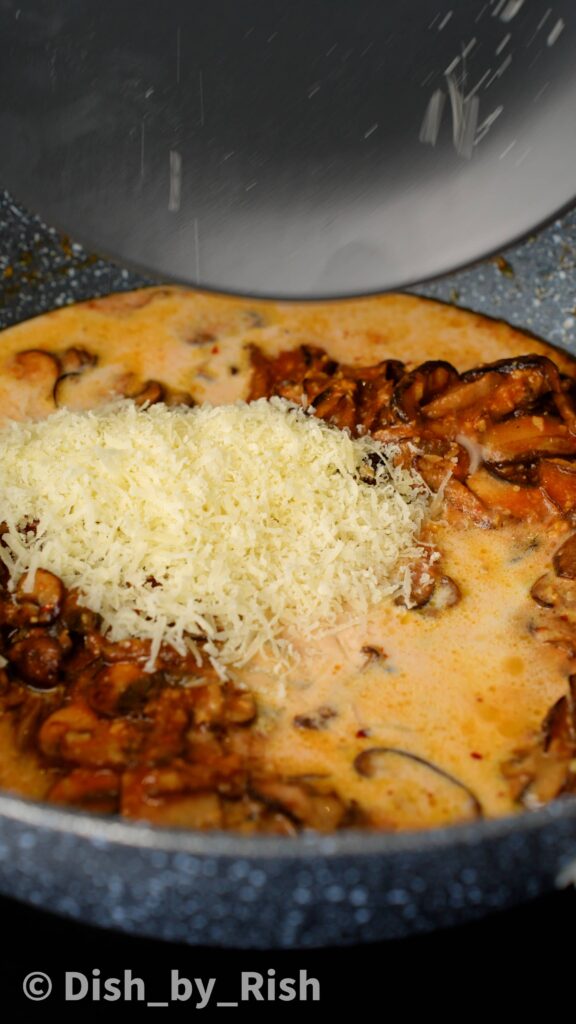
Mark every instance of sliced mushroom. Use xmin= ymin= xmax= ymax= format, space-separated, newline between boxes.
xmin=58 ymin=347 xmax=97 ymax=375
xmin=442 ymin=478 xmax=497 ymax=528
xmin=87 ymin=662 xmax=154 ymax=717
xmin=125 ymin=784 xmax=224 ymax=828
xmin=480 ymin=416 xmax=576 ymax=464
xmin=15 ymin=569 xmax=64 ymax=624
xmin=394 ymin=559 xmax=437 ymax=608
xmin=163 ymin=389 xmax=195 ymax=408
xmin=0 ymin=350 xmax=60 ymax=421
xmin=422 ymin=575 xmax=461 ymax=613
xmin=353 ymin=746 xmax=482 ymax=824
xmin=48 ymin=768 xmax=120 ymax=814
xmin=361 ymin=645 xmax=387 ymax=667
xmin=60 ymin=589 xmax=102 ymax=633
xmin=54 ymin=365 xmax=139 ymax=411
xmin=249 ymin=777 xmax=348 ymax=832
xmin=121 ymin=762 xmax=238 ymax=827
xmin=311 ymin=381 xmax=358 ymax=431
xmin=530 ymin=572 xmax=567 ymax=608
xmin=129 ymin=380 xmax=165 ymax=407
xmin=293 ymin=705 xmax=337 ymax=730
xmin=422 ymin=372 xmax=503 ymax=421
xmin=13 ymin=688 xmax=62 ymax=750
xmin=539 ymin=460 xmax=576 ymax=517
xmin=392 ymin=361 xmax=460 ymax=422
xmin=425 ymin=355 xmax=563 ymax=424
xmin=38 ymin=700 xmax=139 ymax=766
xmin=467 ymin=468 xmax=557 ymax=522
xmin=553 ymin=534 xmax=576 ymax=580
xmin=484 ymin=460 xmax=539 ymax=486
xmin=502 ymin=677 xmax=576 ymax=807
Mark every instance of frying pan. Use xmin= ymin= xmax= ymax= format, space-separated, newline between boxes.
xmin=1 ymin=190 xmax=576 ymax=947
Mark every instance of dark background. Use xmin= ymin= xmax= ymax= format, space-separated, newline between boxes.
xmin=3 ymin=887 xmax=574 ymax=1014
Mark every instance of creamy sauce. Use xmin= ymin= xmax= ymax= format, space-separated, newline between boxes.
xmin=0 ymin=287 xmax=572 ymax=829
xmin=234 ymin=520 xmax=569 ymax=827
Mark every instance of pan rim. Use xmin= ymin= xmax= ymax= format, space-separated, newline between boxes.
xmin=1 ymin=786 xmax=575 ymax=860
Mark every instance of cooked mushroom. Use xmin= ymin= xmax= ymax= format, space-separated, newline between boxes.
xmin=480 ymin=416 xmax=576 ymax=464
xmin=530 ymin=572 xmax=564 ymax=608
xmin=54 ymin=365 xmax=139 ymax=410
xmin=8 ymin=630 xmax=63 ymax=689
xmin=502 ymin=677 xmax=576 ymax=807
xmin=58 ymin=347 xmax=97 ymax=375
xmin=539 ymin=460 xmax=576 ymax=517
xmin=48 ymin=768 xmax=120 ymax=814
xmin=15 ymin=569 xmax=64 ymax=624
xmin=311 ymin=381 xmax=358 ymax=431
xmin=442 ymin=478 xmax=497 ymax=528
xmin=424 ymin=355 xmax=562 ymax=425
xmin=553 ymin=534 xmax=576 ymax=579
xmin=293 ymin=705 xmax=337 ymax=730
xmin=467 ymin=469 xmax=557 ymax=522
xmin=130 ymin=380 xmax=165 ymax=407
xmin=248 ymin=777 xmax=348 ymax=832
xmin=394 ymin=559 xmax=437 ymax=608
xmin=422 ymin=575 xmax=461 ymax=613
xmin=0 ymin=349 xmax=60 ymax=420
xmin=38 ymin=701 xmax=139 ymax=766
xmin=484 ymin=460 xmax=539 ymax=486
xmin=87 ymin=662 xmax=154 ymax=717
xmin=392 ymin=361 xmax=460 ymax=422
xmin=361 ymin=645 xmax=387 ymax=668
xmin=353 ymin=746 xmax=482 ymax=824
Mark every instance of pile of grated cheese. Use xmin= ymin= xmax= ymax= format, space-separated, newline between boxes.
xmin=0 ymin=398 xmax=430 ymax=673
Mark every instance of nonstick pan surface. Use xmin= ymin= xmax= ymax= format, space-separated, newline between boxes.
xmin=1 ymin=190 xmax=576 ymax=947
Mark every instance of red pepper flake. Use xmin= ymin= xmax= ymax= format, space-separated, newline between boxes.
xmin=470 ymin=752 xmax=483 ymax=760
xmin=211 ymin=345 xmax=220 ymax=355
xmin=356 ymin=728 xmax=371 ymax=739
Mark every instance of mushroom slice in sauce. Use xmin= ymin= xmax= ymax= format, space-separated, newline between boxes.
xmin=54 ymin=365 xmax=140 ymax=410
xmin=391 ymin=361 xmax=460 ymax=422
xmin=58 ymin=347 xmax=98 ymax=375
xmin=480 ymin=417 xmax=576 ymax=464
xmin=503 ymin=677 xmax=576 ymax=807
xmin=48 ymin=768 xmax=120 ymax=814
xmin=293 ymin=705 xmax=338 ymax=730
xmin=353 ymin=747 xmax=482 ymax=826
xmin=0 ymin=350 xmax=60 ymax=420
xmin=539 ymin=460 xmax=576 ymax=518
xmin=425 ymin=355 xmax=562 ymax=425
xmin=467 ymin=469 xmax=557 ymax=522
xmin=248 ymin=777 xmax=349 ymax=832
xmin=553 ymin=534 xmax=576 ymax=579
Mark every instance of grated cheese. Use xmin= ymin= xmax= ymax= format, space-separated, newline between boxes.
xmin=0 ymin=398 xmax=430 ymax=672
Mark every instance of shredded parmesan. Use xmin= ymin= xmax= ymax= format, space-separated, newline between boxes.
xmin=0 ymin=398 xmax=430 ymax=671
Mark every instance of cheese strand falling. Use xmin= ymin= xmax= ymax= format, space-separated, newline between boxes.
xmin=0 ymin=398 xmax=430 ymax=671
